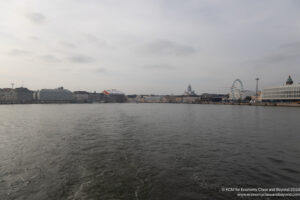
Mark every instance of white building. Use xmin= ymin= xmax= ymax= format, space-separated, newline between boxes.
xmin=262 ymin=76 xmax=300 ymax=102
xmin=36 ymin=87 xmax=73 ymax=103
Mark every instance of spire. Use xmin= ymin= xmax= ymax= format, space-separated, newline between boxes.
xmin=185 ymin=84 xmax=196 ymax=96
xmin=187 ymin=84 xmax=192 ymax=92
xmin=286 ymin=75 xmax=293 ymax=85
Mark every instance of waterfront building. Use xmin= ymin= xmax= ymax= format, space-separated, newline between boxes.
xmin=0 ymin=87 xmax=33 ymax=104
xmin=161 ymin=95 xmax=177 ymax=103
xmin=135 ymin=95 xmax=145 ymax=103
xmin=200 ymin=93 xmax=228 ymax=102
xmin=15 ymin=87 xmax=33 ymax=103
xmin=0 ymin=88 xmax=17 ymax=103
xmin=251 ymin=91 xmax=262 ymax=102
xmin=36 ymin=87 xmax=73 ymax=103
xmin=127 ymin=95 xmax=138 ymax=102
xmin=143 ymin=95 xmax=163 ymax=103
xmin=73 ymin=91 xmax=89 ymax=103
xmin=103 ymin=89 xmax=127 ymax=102
xmin=182 ymin=96 xmax=200 ymax=103
xmin=262 ymin=76 xmax=300 ymax=102
xmin=173 ymin=95 xmax=200 ymax=103
xmin=88 ymin=92 xmax=105 ymax=103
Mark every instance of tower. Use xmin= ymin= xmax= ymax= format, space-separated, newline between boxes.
xmin=187 ymin=84 xmax=192 ymax=93
xmin=286 ymin=75 xmax=293 ymax=85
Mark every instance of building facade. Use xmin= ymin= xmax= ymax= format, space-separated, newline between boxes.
xmin=0 ymin=88 xmax=17 ymax=103
xmin=200 ymin=93 xmax=228 ymax=102
xmin=127 ymin=95 xmax=138 ymax=102
xmin=143 ymin=95 xmax=162 ymax=103
xmin=15 ymin=87 xmax=33 ymax=103
xmin=0 ymin=87 xmax=33 ymax=104
xmin=73 ymin=91 xmax=89 ymax=103
xmin=88 ymin=92 xmax=105 ymax=103
xmin=36 ymin=87 xmax=73 ymax=103
xmin=161 ymin=95 xmax=177 ymax=103
xmin=262 ymin=76 xmax=300 ymax=102
xmin=103 ymin=89 xmax=127 ymax=103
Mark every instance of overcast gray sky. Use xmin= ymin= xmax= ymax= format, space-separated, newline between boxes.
xmin=1 ymin=0 xmax=300 ymax=94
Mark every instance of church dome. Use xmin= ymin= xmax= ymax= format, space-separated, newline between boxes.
xmin=286 ymin=75 xmax=293 ymax=85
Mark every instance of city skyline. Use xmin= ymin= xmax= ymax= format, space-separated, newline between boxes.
xmin=1 ymin=0 xmax=300 ymax=95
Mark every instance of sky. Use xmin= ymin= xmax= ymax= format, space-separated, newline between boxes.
xmin=0 ymin=0 xmax=300 ymax=95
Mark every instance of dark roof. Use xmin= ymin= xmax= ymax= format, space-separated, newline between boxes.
xmin=127 ymin=95 xmax=137 ymax=98
xmin=74 ymin=91 xmax=89 ymax=94
xmin=15 ymin=87 xmax=32 ymax=92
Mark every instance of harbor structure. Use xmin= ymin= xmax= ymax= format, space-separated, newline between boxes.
xmin=251 ymin=91 xmax=262 ymax=102
xmin=0 ymin=88 xmax=17 ymax=103
xmin=181 ymin=96 xmax=200 ymax=103
xmin=103 ymin=89 xmax=127 ymax=102
xmin=0 ymin=87 xmax=33 ymax=104
xmin=88 ymin=92 xmax=105 ymax=103
xmin=161 ymin=95 xmax=177 ymax=103
xmin=73 ymin=91 xmax=89 ymax=103
xmin=15 ymin=87 xmax=34 ymax=103
xmin=143 ymin=95 xmax=163 ymax=103
xmin=35 ymin=87 xmax=73 ymax=103
xmin=127 ymin=94 xmax=138 ymax=102
xmin=200 ymin=93 xmax=228 ymax=102
xmin=262 ymin=76 xmax=300 ymax=102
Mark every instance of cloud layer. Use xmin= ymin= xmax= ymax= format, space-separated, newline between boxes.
xmin=0 ymin=0 xmax=300 ymax=94
xmin=140 ymin=40 xmax=196 ymax=56
xmin=26 ymin=12 xmax=46 ymax=24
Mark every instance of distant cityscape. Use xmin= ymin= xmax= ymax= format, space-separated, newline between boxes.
xmin=0 ymin=76 xmax=299 ymax=105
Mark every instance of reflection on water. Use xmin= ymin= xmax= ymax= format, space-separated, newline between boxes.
xmin=0 ymin=104 xmax=300 ymax=199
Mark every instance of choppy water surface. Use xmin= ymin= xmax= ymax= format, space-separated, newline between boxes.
xmin=0 ymin=104 xmax=300 ymax=199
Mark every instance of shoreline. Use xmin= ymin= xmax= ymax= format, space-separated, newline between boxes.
xmin=1 ymin=102 xmax=300 ymax=107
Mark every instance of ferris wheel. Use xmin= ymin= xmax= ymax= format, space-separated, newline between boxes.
xmin=231 ymin=79 xmax=244 ymax=100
